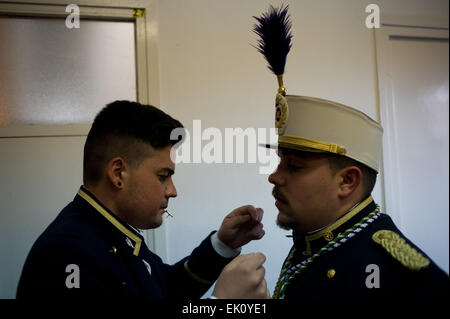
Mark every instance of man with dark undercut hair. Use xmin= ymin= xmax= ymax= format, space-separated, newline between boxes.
xmin=17 ymin=100 xmax=269 ymax=299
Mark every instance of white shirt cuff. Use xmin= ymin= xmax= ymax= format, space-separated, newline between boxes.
xmin=210 ymin=232 xmax=241 ymax=258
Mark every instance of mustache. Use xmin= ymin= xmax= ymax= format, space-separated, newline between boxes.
xmin=272 ymin=188 xmax=288 ymax=203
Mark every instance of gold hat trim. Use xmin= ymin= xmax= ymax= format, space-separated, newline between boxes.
xmin=277 ymin=75 xmax=286 ymax=96
xmin=278 ymin=135 xmax=347 ymax=155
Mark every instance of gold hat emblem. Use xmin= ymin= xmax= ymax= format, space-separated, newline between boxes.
xmin=275 ymin=93 xmax=289 ymax=134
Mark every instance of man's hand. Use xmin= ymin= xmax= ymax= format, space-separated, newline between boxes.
xmin=213 ymin=253 xmax=270 ymax=299
xmin=217 ymin=205 xmax=265 ymax=249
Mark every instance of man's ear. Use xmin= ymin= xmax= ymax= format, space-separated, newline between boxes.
xmin=106 ymin=157 xmax=126 ymax=189
xmin=337 ymin=166 xmax=362 ymax=199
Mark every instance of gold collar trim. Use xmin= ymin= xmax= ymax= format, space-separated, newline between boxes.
xmin=305 ymin=196 xmax=373 ymax=255
xmin=78 ymin=188 xmax=142 ymax=256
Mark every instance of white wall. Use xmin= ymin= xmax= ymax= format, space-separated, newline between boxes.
xmin=0 ymin=136 xmax=86 ymax=298
xmin=376 ymin=26 xmax=449 ymax=273
xmin=0 ymin=0 xmax=447 ymax=298
xmin=154 ymin=0 xmax=449 ymax=294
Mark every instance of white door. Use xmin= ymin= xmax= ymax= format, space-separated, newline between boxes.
xmin=0 ymin=16 xmax=137 ymax=298
xmin=376 ymin=27 xmax=449 ymax=273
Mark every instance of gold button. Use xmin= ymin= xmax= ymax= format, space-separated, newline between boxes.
xmin=324 ymin=231 xmax=334 ymax=241
xmin=327 ymin=269 xmax=336 ymax=279
xmin=109 ymin=246 xmax=118 ymax=255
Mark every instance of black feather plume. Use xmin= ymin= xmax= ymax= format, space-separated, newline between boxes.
xmin=253 ymin=4 xmax=293 ymax=76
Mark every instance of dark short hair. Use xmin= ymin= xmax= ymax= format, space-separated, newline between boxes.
xmin=327 ymin=154 xmax=377 ymax=197
xmin=83 ymin=100 xmax=184 ymax=186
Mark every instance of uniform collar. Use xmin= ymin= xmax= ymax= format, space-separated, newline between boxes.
xmin=294 ymin=196 xmax=376 ymax=256
xmin=77 ymin=186 xmax=143 ymax=256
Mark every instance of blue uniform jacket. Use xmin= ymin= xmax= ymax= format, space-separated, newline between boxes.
xmin=17 ymin=186 xmax=233 ymax=299
xmin=277 ymin=196 xmax=448 ymax=300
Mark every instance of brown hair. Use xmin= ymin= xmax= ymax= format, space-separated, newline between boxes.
xmin=327 ymin=154 xmax=377 ymax=197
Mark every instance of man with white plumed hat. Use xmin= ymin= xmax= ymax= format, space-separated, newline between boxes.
xmin=253 ymin=4 xmax=448 ymax=299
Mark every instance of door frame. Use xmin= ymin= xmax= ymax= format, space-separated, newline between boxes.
xmin=0 ymin=0 xmax=162 ymax=254
xmin=0 ymin=0 xmax=160 ymax=137
xmin=374 ymin=26 xmax=449 ymax=225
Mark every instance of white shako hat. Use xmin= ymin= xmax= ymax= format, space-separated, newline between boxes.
xmin=274 ymin=94 xmax=383 ymax=172
xmin=253 ymin=5 xmax=383 ymax=172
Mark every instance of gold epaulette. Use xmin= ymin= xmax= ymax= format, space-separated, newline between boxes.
xmin=372 ymin=230 xmax=430 ymax=271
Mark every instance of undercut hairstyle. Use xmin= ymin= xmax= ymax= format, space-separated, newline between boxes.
xmin=327 ymin=154 xmax=378 ymax=198
xmin=83 ymin=100 xmax=184 ymax=187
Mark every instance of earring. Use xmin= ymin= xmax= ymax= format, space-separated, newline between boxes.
xmin=118 ymin=181 xmax=122 ymax=188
